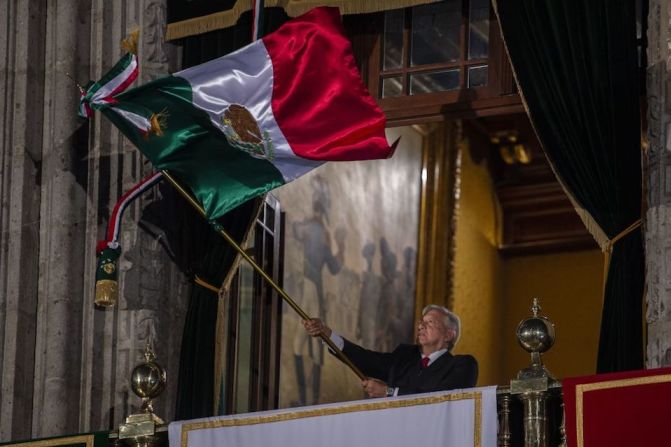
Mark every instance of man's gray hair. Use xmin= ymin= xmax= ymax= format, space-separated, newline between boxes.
xmin=422 ymin=304 xmax=461 ymax=352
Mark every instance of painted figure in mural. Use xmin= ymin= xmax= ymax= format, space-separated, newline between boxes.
xmin=398 ymin=246 xmax=417 ymax=342
xmin=357 ymin=242 xmax=381 ymax=348
xmin=358 ymin=240 xmax=415 ymax=352
xmin=375 ymin=237 xmax=403 ymax=351
xmin=303 ymin=305 xmax=478 ymax=397
xmin=292 ymin=175 xmax=345 ymax=405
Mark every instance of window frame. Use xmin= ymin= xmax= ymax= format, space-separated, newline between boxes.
xmin=221 ymin=195 xmax=285 ymax=415
xmin=346 ymin=1 xmax=522 ymax=125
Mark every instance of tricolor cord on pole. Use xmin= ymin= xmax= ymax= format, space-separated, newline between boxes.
xmin=94 ymin=171 xmax=165 ymax=307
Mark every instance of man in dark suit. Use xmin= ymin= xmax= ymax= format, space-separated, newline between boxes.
xmin=303 ymin=304 xmax=478 ymax=398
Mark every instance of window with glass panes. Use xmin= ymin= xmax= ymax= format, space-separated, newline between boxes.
xmin=221 ymin=195 xmax=284 ymax=415
xmin=380 ymin=0 xmax=490 ymax=98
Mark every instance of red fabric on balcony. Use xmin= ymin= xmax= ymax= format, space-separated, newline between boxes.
xmin=563 ymin=366 xmax=671 ymax=447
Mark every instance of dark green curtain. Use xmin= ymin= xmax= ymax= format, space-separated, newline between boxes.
xmin=141 ymin=181 xmax=259 ymax=419
xmin=170 ymin=8 xmax=291 ymax=420
xmin=181 ymin=8 xmax=290 ymax=69
xmin=494 ymin=0 xmax=643 ymax=372
xmin=173 ymin=194 xmax=260 ymax=420
xmin=167 ymin=0 xmax=238 ymax=24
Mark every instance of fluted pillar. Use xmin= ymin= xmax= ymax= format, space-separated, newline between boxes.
xmin=0 ymin=0 xmax=187 ymax=441
xmin=646 ymin=0 xmax=671 ymax=368
xmin=0 ymin=0 xmax=47 ymax=441
xmin=31 ymin=0 xmax=91 ymax=437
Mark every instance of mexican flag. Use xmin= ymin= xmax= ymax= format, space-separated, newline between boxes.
xmin=83 ymin=7 xmax=395 ymax=220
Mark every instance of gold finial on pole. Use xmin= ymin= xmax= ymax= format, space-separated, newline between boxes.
xmin=510 ymin=298 xmax=558 ymax=447
xmin=119 ymin=345 xmax=166 ymax=446
xmin=531 ymin=297 xmax=540 ymax=317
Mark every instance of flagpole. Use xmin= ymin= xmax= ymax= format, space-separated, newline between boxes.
xmin=161 ymin=170 xmax=366 ymax=381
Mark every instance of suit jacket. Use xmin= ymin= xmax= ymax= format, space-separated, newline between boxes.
xmin=342 ymin=339 xmax=478 ymax=395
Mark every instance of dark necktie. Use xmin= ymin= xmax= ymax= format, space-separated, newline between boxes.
xmin=421 ymin=356 xmax=430 ymax=368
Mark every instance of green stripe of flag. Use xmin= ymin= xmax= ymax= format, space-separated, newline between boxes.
xmin=102 ymin=75 xmax=285 ymax=218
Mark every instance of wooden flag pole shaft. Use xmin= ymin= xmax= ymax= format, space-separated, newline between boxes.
xmin=161 ymin=170 xmax=366 ymax=381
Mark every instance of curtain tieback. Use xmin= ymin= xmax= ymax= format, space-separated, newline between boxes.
xmin=602 ymin=219 xmax=642 ymax=295
xmin=194 ymin=275 xmax=222 ymax=295
xmin=604 ymin=219 xmax=642 ymax=254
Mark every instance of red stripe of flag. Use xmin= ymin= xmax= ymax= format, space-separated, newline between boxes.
xmin=262 ymin=7 xmax=393 ymax=162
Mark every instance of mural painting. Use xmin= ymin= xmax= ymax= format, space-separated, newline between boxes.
xmin=273 ymin=127 xmax=423 ymax=407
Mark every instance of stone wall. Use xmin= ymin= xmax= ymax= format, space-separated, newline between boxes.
xmin=644 ymin=0 xmax=671 ymax=368
xmin=0 ymin=0 xmax=187 ymax=440
xmin=646 ymin=0 xmax=671 ymax=368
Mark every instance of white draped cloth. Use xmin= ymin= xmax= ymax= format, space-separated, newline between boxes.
xmin=168 ymin=386 xmax=497 ymax=447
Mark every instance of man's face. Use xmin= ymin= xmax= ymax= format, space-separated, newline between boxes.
xmin=417 ymin=310 xmax=454 ymax=352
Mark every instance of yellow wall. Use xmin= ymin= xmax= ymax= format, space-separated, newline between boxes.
xmin=502 ymin=250 xmax=603 ymax=381
xmin=452 ymin=142 xmax=506 ymax=386
xmin=453 ymin=142 xmax=603 ymax=386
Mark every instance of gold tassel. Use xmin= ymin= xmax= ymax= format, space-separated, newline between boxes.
xmin=121 ymin=28 xmax=140 ymax=54
xmin=95 ymin=279 xmax=118 ymax=307
xmin=95 ymin=245 xmax=121 ymax=307
xmin=150 ymin=109 xmax=169 ymax=136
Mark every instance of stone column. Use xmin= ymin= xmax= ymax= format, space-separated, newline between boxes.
xmin=31 ymin=0 xmax=91 ymax=437
xmin=0 ymin=0 xmax=47 ymax=441
xmin=646 ymin=0 xmax=671 ymax=368
xmin=76 ymin=0 xmax=187 ymax=431
xmin=136 ymin=2 xmax=186 ymax=421
xmin=0 ymin=0 xmax=188 ymax=440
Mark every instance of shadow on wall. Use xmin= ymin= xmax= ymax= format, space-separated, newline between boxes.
xmin=276 ymin=126 xmax=422 ymax=407
xmin=284 ymin=176 xmax=417 ymax=406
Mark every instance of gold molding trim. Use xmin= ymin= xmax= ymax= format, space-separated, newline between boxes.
xmin=165 ymin=0 xmax=441 ymax=41
xmin=182 ymin=391 xmax=482 ymax=447
xmin=574 ymin=374 xmax=671 ymax=447
xmin=415 ymin=120 xmax=460 ymax=322
xmin=4 ymin=435 xmax=95 ymax=447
